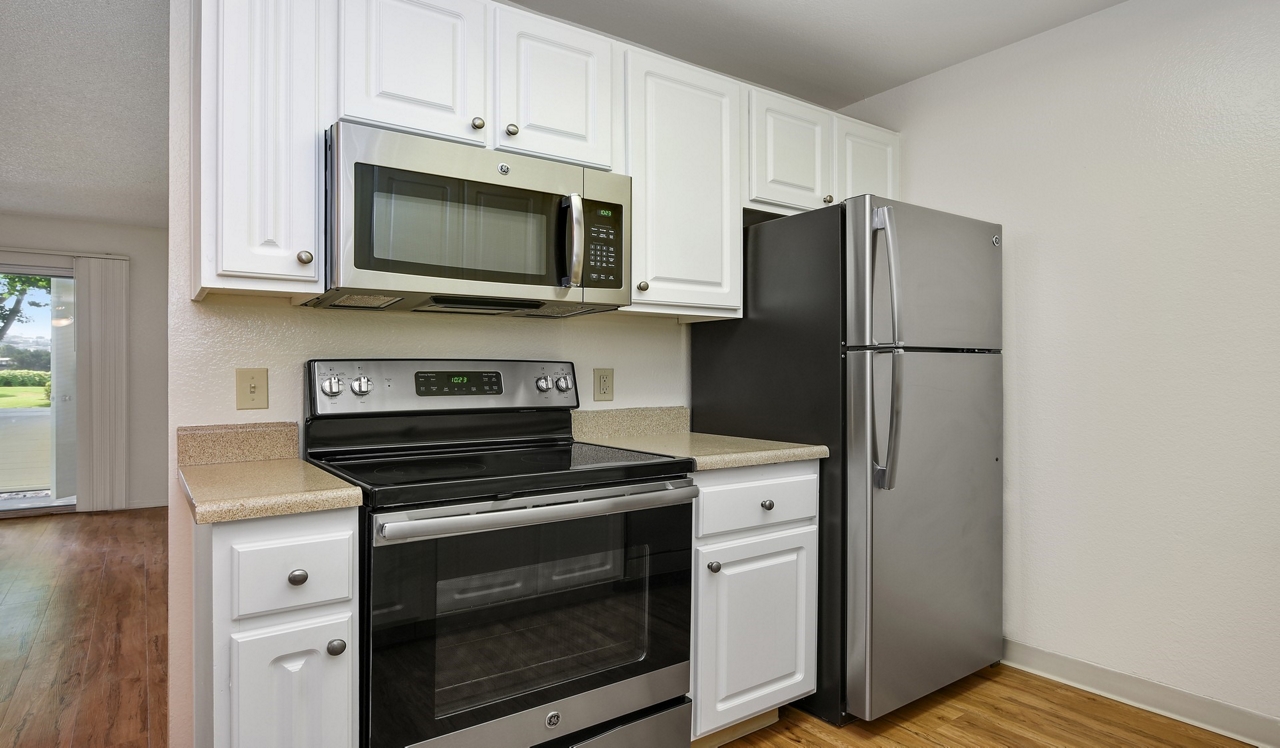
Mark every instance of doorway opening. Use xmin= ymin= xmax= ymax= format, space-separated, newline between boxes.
xmin=0 ymin=267 xmax=76 ymax=515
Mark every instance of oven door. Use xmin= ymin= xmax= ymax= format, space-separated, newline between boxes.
xmin=326 ymin=122 xmax=631 ymax=314
xmin=365 ymin=480 xmax=695 ymax=748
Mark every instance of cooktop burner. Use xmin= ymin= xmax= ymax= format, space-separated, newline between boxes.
xmin=315 ymin=442 xmax=692 ymax=508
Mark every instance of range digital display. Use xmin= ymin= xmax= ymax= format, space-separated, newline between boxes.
xmin=415 ymin=371 xmax=502 ymax=396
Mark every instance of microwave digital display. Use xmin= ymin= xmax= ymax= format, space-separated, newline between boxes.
xmin=415 ymin=371 xmax=502 ymax=396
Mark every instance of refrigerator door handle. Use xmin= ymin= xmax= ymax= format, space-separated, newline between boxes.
xmin=874 ymin=349 xmax=904 ymax=490
xmin=872 ymin=205 xmax=903 ymax=346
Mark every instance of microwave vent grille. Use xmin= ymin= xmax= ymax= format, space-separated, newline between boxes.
xmin=330 ymin=294 xmax=402 ymax=309
xmin=522 ymin=306 xmax=607 ymax=318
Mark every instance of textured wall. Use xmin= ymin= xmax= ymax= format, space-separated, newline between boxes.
xmin=168 ymin=296 xmax=688 ymax=428
xmin=845 ymin=0 xmax=1280 ymax=719
xmin=0 ymin=212 xmax=169 ymax=509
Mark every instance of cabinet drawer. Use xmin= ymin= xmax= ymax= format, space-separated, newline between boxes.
xmin=232 ymin=532 xmax=353 ymax=619
xmin=697 ymin=472 xmax=817 ymax=537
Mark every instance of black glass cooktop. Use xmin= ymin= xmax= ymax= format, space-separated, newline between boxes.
xmin=316 ymin=442 xmax=693 ymax=508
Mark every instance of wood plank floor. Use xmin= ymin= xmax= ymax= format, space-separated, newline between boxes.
xmin=0 ymin=508 xmax=166 ymax=748
xmin=726 ymin=666 xmax=1249 ymax=748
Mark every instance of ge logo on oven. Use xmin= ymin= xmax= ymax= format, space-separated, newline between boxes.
xmin=545 ymin=711 xmax=561 ymax=729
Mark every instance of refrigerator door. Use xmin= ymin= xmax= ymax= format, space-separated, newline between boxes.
xmin=846 ymin=350 xmax=1003 ymax=721
xmin=846 ymin=196 xmax=1003 ymax=350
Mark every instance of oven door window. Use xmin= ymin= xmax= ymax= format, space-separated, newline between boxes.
xmin=354 ymin=163 xmax=565 ymax=286
xmin=367 ymin=503 xmax=690 ymax=748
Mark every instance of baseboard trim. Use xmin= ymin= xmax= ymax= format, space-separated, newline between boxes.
xmin=1003 ymin=639 xmax=1279 ymax=748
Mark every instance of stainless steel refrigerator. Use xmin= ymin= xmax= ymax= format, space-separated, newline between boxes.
xmin=692 ymin=195 xmax=1003 ymax=724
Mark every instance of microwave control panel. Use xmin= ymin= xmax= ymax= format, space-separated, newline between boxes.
xmin=582 ymin=200 xmax=623 ymax=289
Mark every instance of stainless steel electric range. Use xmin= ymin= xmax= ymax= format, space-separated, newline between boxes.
xmin=303 ymin=359 xmax=696 ymax=748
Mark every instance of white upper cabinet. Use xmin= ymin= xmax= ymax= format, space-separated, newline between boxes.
xmin=748 ymin=89 xmax=834 ymax=211
xmin=835 ymin=115 xmax=900 ymax=201
xmin=197 ymin=0 xmax=337 ymax=298
xmin=494 ymin=8 xmax=613 ymax=169
xmin=625 ymin=50 xmax=741 ymax=316
xmin=341 ymin=0 xmax=488 ymax=144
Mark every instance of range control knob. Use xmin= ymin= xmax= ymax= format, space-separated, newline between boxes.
xmin=320 ymin=375 xmax=343 ymax=397
xmin=555 ymin=376 xmax=573 ymax=392
xmin=535 ymin=376 xmax=553 ymax=392
xmin=350 ymin=375 xmax=372 ymax=397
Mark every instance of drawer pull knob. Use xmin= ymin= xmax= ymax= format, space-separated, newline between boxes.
xmin=326 ymin=639 xmax=347 ymax=657
xmin=287 ymin=569 xmax=309 ymax=586
xmin=761 ymin=499 xmax=775 ymax=510
xmin=707 ymin=561 xmax=722 ymax=573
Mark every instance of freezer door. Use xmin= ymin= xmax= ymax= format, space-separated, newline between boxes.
xmin=846 ymin=350 xmax=1003 ymax=721
xmin=846 ymin=196 xmax=1002 ymax=350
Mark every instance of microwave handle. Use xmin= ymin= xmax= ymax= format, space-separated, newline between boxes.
xmin=562 ymin=193 xmax=585 ymax=288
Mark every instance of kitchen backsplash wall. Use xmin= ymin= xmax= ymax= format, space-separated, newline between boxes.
xmin=168 ymin=294 xmax=689 ymax=430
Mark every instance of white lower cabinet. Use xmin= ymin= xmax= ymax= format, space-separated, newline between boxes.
xmin=231 ymin=613 xmax=354 ymax=748
xmin=690 ymin=461 xmax=819 ymax=738
xmin=195 ymin=507 xmax=359 ymax=748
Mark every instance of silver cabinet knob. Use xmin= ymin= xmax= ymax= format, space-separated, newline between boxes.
xmin=350 ymin=375 xmax=372 ymax=397
xmin=823 ymin=195 xmax=834 ymax=204
xmin=326 ymin=639 xmax=347 ymax=656
xmin=287 ymin=569 xmax=309 ymax=586
xmin=707 ymin=561 xmax=722 ymax=573
xmin=505 ymin=123 xmax=520 ymax=136
xmin=636 ymin=281 xmax=649 ymax=292
xmin=296 ymin=250 xmax=314 ymax=264
xmin=761 ymin=499 xmax=775 ymax=511
xmin=471 ymin=117 xmax=486 ymax=130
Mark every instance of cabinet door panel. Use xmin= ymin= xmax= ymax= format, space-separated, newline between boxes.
xmin=210 ymin=0 xmax=332 ymax=287
xmin=626 ymin=51 xmax=741 ymax=313
xmin=694 ymin=526 xmax=817 ymax=736
xmin=495 ymin=8 xmax=612 ymax=168
xmin=836 ymin=116 xmax=899 ymax=201
xmin=342 ymin=0 xmax=487 ymax=143
xmin=749 ymin=90 xmax=833 ymax=211
xmin=231 ymin=613 xmax=354 ymax=748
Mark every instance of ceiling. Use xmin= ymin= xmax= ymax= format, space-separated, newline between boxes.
xmin=0 ymin=0 xmax=169 ymax=228
xmin=0 ymin=0 xmax=1122 ymax=230
xmin=509 ymin=0 xmax=1126 ymax=109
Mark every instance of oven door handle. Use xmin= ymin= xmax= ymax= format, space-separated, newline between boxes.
xmin=377 ymin=484 xmax=698 ymax=544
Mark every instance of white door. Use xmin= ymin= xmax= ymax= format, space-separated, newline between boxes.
xmin=835 ymin=116 xmax=900 ymax=201
xmin=231 ymin=613 xmax=354 ymax=748
xmin=694 ymin=526 xmax=817 ymax=736
xmin=494 ymin=7 xmax=612 ymax=168
xmin=342 ymin=0 xmax=487 ymax=144
xmin=625 ymin=51 xmax=741 ymax=313
xmin=748 ymin=89 xmax=834 ymax=211
xmin=211 ymin=0 xmax=334 ymax=287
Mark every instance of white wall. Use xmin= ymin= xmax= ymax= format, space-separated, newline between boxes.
xmin=846 ymin=0 xmax=1280 ymax=724
xmin=168 ymin=296 xmax=688 ymax=428
xmin=0 ymin=212 xmax=169 ymax=508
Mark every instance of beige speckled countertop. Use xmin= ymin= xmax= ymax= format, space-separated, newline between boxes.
xmin=574 ymin=407 xmax=828 ymax=470
xmin=588 ymin=431 xmax=828 ymax=471
xmin=179 ymin=459 xmax=362 ymax=524
xmin=176 ymin=422 xmax=361 ymax=524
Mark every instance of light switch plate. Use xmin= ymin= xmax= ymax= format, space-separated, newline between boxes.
xmin=593 ymin=368 xmax=614 ymax=402
xmin=235 ymin=368 xmax=269 ymax=410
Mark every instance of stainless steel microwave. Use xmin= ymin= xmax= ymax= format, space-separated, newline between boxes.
xmin=311 ymin=121 xmax=631 ymax=317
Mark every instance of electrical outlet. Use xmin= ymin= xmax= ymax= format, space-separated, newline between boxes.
xmin=593 ymin=368 xmax=614 ymax=402
xmin=235 ymin=368 xmax=269 ymax=410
